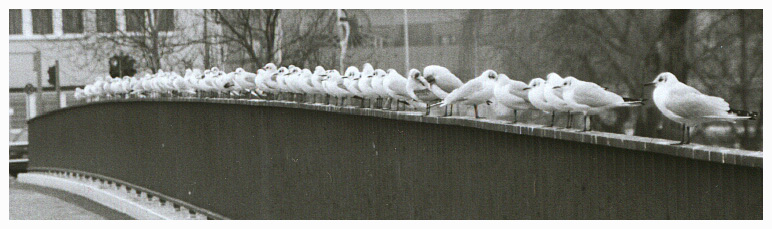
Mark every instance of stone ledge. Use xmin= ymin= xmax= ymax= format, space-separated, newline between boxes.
xmin=30 ymin=97 xmax=763 ymax=168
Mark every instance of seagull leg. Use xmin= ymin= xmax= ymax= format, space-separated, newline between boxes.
xmin=474 ymin=105 xmax=480 ymax=118
xmin=566 ymin=112 xmax=572 ymax=129
xmin=580 ymin=115 xmax=592 ymax=132
xmin=686 ymin=126 xmax=691 ymax=144
xmin=672 ymin=124 xmax=689 ymax=145
xmin=548 ymin=111 xmax=555 ymax=127
xmin=512 ymin=110 xmax=518 ymax=124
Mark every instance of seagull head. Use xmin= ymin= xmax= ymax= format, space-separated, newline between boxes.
xmin=407 ymin=69 xmax=421 ymax=80
xmin=553 ymin=76 xmax=577 ymax=89
xmin=645 ymin=72 xmax=677 ymax=87
xmin=263 ymin=63 xmax=277 ymax=72
xmin=482 ymin=70 xmax=498 ymax=80
xmin=314 ymin=66 xmax=326 ymax=75
xmin=527 ymin=78 xmax=545 ymax=90
xmin=277 ymin=67 xmax=289 ymax=75
xmin=496 ymin=73 xmax=512 ymax=84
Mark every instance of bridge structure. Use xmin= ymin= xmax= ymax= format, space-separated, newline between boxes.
xmin=26 ymin=98 xmax=763 ymax=219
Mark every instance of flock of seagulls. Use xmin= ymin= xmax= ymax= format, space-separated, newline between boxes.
xmin=74 ymin=63 xmax=757 ymax=145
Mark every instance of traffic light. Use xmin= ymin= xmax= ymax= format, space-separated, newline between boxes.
xmin=47 ymin=65 xmax=57 ymax=87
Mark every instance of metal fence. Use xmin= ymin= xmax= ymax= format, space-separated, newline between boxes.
xmin=27 ymin=99 xmax=762 ymax=219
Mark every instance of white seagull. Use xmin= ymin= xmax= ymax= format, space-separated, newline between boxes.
xmin=423 ymin=65 xmax=463 ymax=116
xmin=406 ymin=68 xmax=441 ymax=115
xmin=556 ymin=76 xmax=643 ymax=131
xmin=645 ymin=72 xmax=757 ymax=144
xmin=494 ymin=74 xmax=536 ymax=123
xmin=544 ymin=73 xmax=572 ymax=127
xmin=434 ymin=70 xmax=498 ymax=119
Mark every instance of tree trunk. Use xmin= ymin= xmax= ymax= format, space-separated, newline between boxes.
xmin=458 ymin=10 xmax=483 ymax=81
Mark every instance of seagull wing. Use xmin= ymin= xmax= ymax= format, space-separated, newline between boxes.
xmin=444 ymin=78 xmax=483 ymax=104
xmin=506 ymin=81 xmax=530 ymax=101
xmin=664 ymin=85 xmax=730 ymax=119
xmin=573 ymin=82 xmax=623 ymax=108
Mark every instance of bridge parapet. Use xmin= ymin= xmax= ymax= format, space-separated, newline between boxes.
xmin=27 ymin=98 xmax=763 ymax=219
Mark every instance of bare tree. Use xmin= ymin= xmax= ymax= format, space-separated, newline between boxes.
xmin=75 ymin=9 xmax=195 ymax=74
xmin=208 ymin=9 xmax=282 ymax=71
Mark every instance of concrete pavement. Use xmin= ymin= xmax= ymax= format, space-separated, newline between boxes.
xmin=9 ymin=177 xmax=133 ymax=220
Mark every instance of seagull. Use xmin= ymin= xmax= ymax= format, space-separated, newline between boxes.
xmin=494 ymin=74 xmax=536 ymax=123
xmin=232 ymin=68 xmax=257 ymax=97
xmin=645 ymin=72 xmax=757 ymax=144
xmin=423 ymin=65 xmax=463 ymax=116
xmin=433 ymin=70 xmax=498 ymax=119
xmin=310 ymin=66 xmax=327 ymax=103
xmin=358 ymin=63 xmax=377 ymax=108
xmin=370 ymin=69 xmax=390 ymax=109
xmin=556 ymin=76 xmax=643 ymax=131
xmin=343 ymin=66 xmax=365 ymax=106
xmin=323 ymin=69 xmax=351 ymax=106
xmin=544 ymin=73 xmax=572 ymax=128
xmin=406 ymin=68 xmax=441 ymax=115
xmin=383 ymin=69 xmax=413 ymax=111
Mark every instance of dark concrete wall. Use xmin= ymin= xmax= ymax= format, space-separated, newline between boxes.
xmin=28 ymin=100 xmax=763 ymax=219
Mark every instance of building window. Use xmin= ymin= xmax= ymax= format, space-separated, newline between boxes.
xmin=96 ymin=9 xmax=117 ymax=33
xmin=62 ymin=9 xmax=84 ymax=34
xmin=32 ymin=9 xmax=53 ymax=34
xmin=125 ymin=9 xmax=146 ymax=32
xmin=10 ymin=9 xmax=22 ymax=34
xmin=154 ymin=9 xmax=174 ymax=31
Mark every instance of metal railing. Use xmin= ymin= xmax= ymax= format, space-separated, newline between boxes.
xmin=27 ymin=98 xmax=763 ymax=219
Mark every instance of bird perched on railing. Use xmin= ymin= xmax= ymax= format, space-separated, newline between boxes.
xmin=310 ymin=66 xmax=327 ymax=104
xmin=358 ymin=63 xmax=378 ymax=108
xmin=383 ymin=69 xmax=413 ymax=111
xmin=406 ymin=68 xmax=441 ymax=115
xmin=343 ymin=66 xmax=365 ymax=107
xmin=422 ymin=65 xmax=463 ymax=116
xmin=555 ymin=76 xmax=643 ymax=131
xmin=543 ymin=73 xmax=572 ymax=128
xmin=645 ymin=72 xmax=758 ymax=145
xmin=232 ymin=68 xmax=258 ymax=98
xmin=370 ymin=69 xmax=390 ymax=109
xmin=493 ymin=74 xmax=535 ymax=123
xmin=432 ymin=70 xmax=498 ymax=119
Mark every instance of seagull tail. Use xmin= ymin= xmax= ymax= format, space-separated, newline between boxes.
xmin=621 ymin=97 xmax=647 ymax=106
xmin=428 ymin=101 xmax=446 ymax=108
xmin=728 ymin=109 xmax=759 ymax=120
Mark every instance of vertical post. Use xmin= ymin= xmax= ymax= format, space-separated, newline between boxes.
xmin=34 ymin=50 xmax=44 ymax=114
xmin=403 ymin=9 xmax=410 ymax=75
xmin=203 ymin=9 xmax=211 ymax=69
xmin=55 ymin=60 xmax=62 ymax=108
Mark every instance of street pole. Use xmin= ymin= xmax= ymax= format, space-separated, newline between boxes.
xmin=203 ymin=9 xmax=211 ymax=69
xmin=55 ymin=60 xmax=62 ymax=108
xmin=403 ymin=9 xmax=410 ymax=75
xmin=34 ymin=50 xmax=44 ymax=113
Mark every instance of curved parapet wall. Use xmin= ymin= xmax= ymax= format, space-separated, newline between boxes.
xmin=28 ymin=98 xmax=762 ymax=219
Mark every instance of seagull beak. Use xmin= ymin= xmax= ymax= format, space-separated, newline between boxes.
xmin=522 ymin=87 xmax=531 ymax=91
xmin=643 ymin=82 xmax=656 ymax=86
xmin=552 ymin=86 xmax=561 ymax=89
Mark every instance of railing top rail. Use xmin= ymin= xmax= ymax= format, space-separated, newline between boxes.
xmin=29 ymin=98 xmax=763 ymax=168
